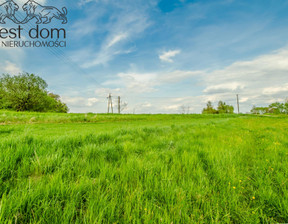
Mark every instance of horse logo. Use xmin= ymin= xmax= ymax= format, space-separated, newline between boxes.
xmin=21 ymin=0 xmax=67 ymax=24
xmin=0 ymin=0 xmax=21 ymax=24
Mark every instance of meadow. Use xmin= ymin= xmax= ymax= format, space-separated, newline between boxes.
xmin=0 ymin=111 xmax=287 ymax=223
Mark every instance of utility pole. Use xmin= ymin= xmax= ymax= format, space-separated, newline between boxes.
xmin=236 ymin=94 xmax=240 ymax=114
xmin=118 ymin=96 xmax=121 ymax=114
xmin=107 ymin=93 xmax=113 ymax=113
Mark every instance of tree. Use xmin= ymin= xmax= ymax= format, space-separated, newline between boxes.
xmin=0 ymin=73 xmax=68 ymax=113
xmin=268 ymin=102 xmax=284 ymax=114
xmin=202 ymin=101 xmax=217 ymax=114
xmin=202 ymin=101 xmax=233 ymax=114
xmin=180 ymin=105 xmax=190 ymax=114
xmin=217 ymin=101 xmax=234 ymax=114
xmin=250 ymin=100 xmax=288 ymax=115
xmin=0 ymin=81 xmax=6 ymax=109
xmin=46 ymin=93 xmax=69 ymax=113
xmin=284 ymin=99 xmax=288 ymax=114
xmin=251 ymin=106 xmax=267 ymax=114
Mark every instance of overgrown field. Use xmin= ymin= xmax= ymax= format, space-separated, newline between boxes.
xmin=0 ymin=111 xmax=287 ymax=223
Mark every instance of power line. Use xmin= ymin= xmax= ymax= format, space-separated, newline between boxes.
xmin=236 ymin=94 xmax=240 ymax=114
xmin=118 ymin=96 xmax=121 ymax=114
xmin=107 ymin=93 xmax=113 ymax=113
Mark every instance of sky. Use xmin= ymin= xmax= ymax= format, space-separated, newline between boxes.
xmin=1 ymin=0 xmax=288 ymax=113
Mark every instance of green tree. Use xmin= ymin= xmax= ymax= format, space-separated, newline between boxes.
xmin=46 ymin=93 xmax=69 ymax=113
xmin=217 ymin=101 xmax=226 ymax=114
xmin=202 ymin=101 xmax=234 ymax=114
xmin=0 ymin=73 xmax=68 ymax=113
xmin=251 ymin=106 xmax=267 ymax=114
xmin=284 ymin=99 xmax=288 ymax=114
xmin=217 ymin=101 xmax=234 ymax=114
xmin=250 ymin=99 xmax=288 ymax=115
xmin=0 ymin=81 xmax=5 ymax=109
xmin=202 ymin=101 xmax=217 ymax=114
xmin=268 ymin=102 xmax=284 ymax=114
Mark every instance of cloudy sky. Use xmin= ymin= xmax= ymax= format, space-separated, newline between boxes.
xmin=1 ymin=0 xmax=288 ymax=113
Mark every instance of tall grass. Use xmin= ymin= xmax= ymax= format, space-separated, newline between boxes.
xmin=0 ymin=110 xmax=240 ymax=124
xmin=0 ymin=113 xmax=287 ymax=223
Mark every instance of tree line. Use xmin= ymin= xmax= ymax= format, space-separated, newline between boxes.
xmin=202 ymin=99 xmax=288 ymax=115
xmin=251 ymin=100 xmax=288 ymax=114
xmin=202 ymin=101 xmax=234 ymax=114
xmin=0 ymin=73 xmax=68 ymax=113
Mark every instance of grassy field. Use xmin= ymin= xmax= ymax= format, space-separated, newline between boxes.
xmin=0 ymin=111 xmax=287 ymax=223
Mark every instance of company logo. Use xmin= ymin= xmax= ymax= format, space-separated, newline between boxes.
xmin=22 ymin=0 xmax=67 ymax=24
xmin=0 ymin=0 xmax=21 ymax=24
xmin=0 ymin=0 xmax=68 ymax=48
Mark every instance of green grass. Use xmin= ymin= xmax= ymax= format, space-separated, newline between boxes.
xmin=0 ymin=111 xmax=287 ymax=223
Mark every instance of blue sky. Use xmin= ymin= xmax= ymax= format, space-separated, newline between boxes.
xmin=1 ymin=0 xmax=288 ymax=113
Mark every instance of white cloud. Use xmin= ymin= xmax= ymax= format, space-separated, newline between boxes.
xmin=78 ymin=0 xmax=99 ymax=6
xmin=101 ymin=70 xmax=198 ymax=95
xmin=158 ymin=70 xmax=202 ymax=83
xmin=0 ymin=46 xmax=25 ymax=63
xmin=199 ymin=47 xmax=288 ymax=112
xmin=107 ymin=33 xmax=128 ymax=48
xmin=240 ymin=97 xmax=249 ymax=103
xmin=203 ymin=82 xmax=245 ymax=94
xmin=0 ymin=61 xmax=22 ymax=75
xmin=262 ymin=84 xmax=288 ymax=95
xmin=159 ymin=50 xmax=181 ymax=63
xmin=71 ymin=16 xmax=100 ymax=37
xmin=87 ymin=98 xmax=100 ymax=106
xmin=61 ymin=96 xmax=101 ymax=108
xmin=72 ymin=1 xmax=151 ymax=68
xmin=103 ymin=72 xmax=157 ymax=93
xmin=94 ymin=88 xmax=122 ymax=97
xmin=14 ymin=0 xmax=47 ymax=5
